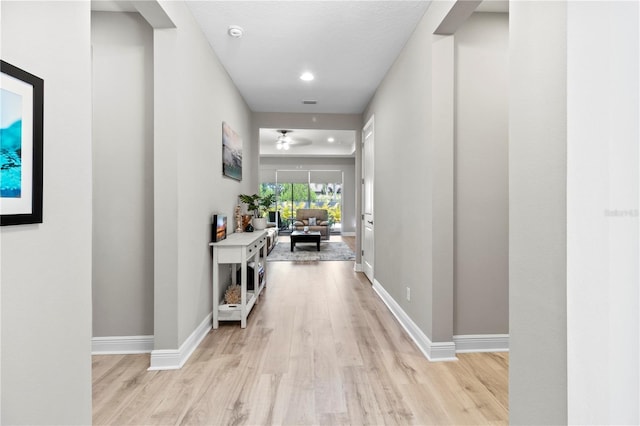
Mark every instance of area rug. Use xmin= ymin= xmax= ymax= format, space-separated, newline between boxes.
xmin=267 ymin=241 xmax=356 ymax=262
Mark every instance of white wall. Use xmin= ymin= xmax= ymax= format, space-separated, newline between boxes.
xmin=363 ymin=1 xmax=510 ymax=356
xmin=509 ymin=1 xmax=568 ymax=423
xmin=454 ymin=12 xmax=508 ymax=335
xmin=1 ymin=1 xmax=93 ymax=424
xmin=364 ymin=1 xmax=450 ymax=343
xmin=152 ymin=1 xmax=254 ymax=350
xmin=91 ymin=11 xmax=154 ymax=338
xmin=510 ymin=2 xmax=640 ymax=423
xmin=567 ymin=1 xmax=639 ymax=423
xmin=260 ymin=156 xmax=356 ymax=233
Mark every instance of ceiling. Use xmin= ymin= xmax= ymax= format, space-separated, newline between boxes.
xmin=260 ymin=128 xmax=356 ymax=158
xmin=184 ymin=0 xmax=433 ymax=157
xmin=93 ymin=0 xmax=507 ymax=157
xmin=185 ymin=1 xmax=433 ymax=114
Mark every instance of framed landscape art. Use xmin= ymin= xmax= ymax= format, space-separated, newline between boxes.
xmin=211 ymin=214 xmax=227 ymax=242
xmin=1 ymin=60 xmax=44 ymax=226
xmin=222 ymin=121 xmax=242 ymax=181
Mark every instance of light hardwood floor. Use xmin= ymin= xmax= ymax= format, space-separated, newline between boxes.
xmin=93 ymin=238 xmax=508 ymax=425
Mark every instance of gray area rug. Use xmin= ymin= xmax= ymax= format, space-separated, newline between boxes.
xmin=267 ymin=241 xmax=356 ymax=262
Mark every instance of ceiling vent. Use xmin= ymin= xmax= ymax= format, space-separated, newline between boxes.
xmin=302 ymin=100 xmax=318 ymax=105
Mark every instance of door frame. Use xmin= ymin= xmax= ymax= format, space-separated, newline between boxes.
xmin=361 ymin=115 xmax=375 ymax=283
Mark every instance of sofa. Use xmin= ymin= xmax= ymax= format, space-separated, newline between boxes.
xmin=293 ymin=209 xmax=330 ymax=240
xmin=265 ymin=227 xmax=278 ymax=253
xmin=266 ymin=211 xmax=285 ymax=230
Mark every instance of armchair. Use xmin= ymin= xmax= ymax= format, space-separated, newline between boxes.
xmin=293 ymin=209 xmax=330 ymax=240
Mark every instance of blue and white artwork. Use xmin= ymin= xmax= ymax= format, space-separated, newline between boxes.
xmin=222 ymin=121 xmax=242 ymax=181
xmin=1 ymin=88 xmax=23 ymax=198
xmin=1 ymin=60 xmax=43 ymax=226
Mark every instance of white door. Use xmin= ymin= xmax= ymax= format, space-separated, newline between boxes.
xmin=362 ymin=117 xmax=374 ymax=283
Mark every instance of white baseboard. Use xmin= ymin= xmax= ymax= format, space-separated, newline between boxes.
xmin=354 ymin=263 xmax=363 ymax=272
xmin=372 ymin=279 xmax=457 ymax=362
xmin=454 ymin=334 xmax=509 ymax=353
xmin=92 ymin=335 xmax=154 ymax=355
xmin=340 ymin=231 xmax=356 ymax=237
xmin=148 ymin=313 xmax=212 ymax=370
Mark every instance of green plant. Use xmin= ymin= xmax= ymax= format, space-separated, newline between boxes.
xmin=239 ymin=193 xmax=276 ymax=218
xmin=279 ymin=203 xmax=293 ymax=221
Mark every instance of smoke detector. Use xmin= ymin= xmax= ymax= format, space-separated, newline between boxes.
xmin=228 ymin=26 xmax=244 ymax=38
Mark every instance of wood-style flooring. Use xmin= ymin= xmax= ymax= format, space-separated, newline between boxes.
xmin=93 ymin=237 xmax=508 ymax=425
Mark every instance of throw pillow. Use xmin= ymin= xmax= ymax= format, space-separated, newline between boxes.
xmin=309 ymin=217 xmax=317 ymax=226
xmin=319 ymin=220 xmax=329 ymax=226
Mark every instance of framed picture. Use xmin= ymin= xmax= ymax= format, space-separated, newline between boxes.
xmin=222 ymin=121 xmax=242 ymax=181
xmin=1 ymin=60 xmax=44 ymax=226
xmin=211 ymin=214 xmax=227 ymax=242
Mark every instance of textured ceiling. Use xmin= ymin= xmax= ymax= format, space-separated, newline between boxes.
xmin=185 ymin=1 xmax=432 ymax=114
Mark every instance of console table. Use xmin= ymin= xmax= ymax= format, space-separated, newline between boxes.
xmin=210 ymin=231 xmax=268 ymax=328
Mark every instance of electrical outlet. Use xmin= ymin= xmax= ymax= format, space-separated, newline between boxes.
xmin=406 ymin=287 xmax=411 ymax=302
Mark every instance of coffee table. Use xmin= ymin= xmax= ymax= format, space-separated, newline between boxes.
xmin=290 ymin=231 xmax=321 ymax=252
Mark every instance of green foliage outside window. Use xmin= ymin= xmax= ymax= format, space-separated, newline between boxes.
xmin=309 ymin=201 xmax=341 ymax=227
xmin=261 ymin=182 xmax=341 ymax=226
xmin=259 ymin=183 xmax=277 ymax=199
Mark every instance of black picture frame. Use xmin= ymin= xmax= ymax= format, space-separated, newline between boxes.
xmin=212 ymin=214 xmax=227 ymax=242
xmin=1 ymin=60 xmax=44 ymax=226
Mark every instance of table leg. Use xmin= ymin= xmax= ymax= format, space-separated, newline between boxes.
xmin=212 ymin=251 xmax=219 ymax=329
xmin=291 ymin=239 xmax=295 ymax=251
xmin=240 ymin=251 xmax=247 ymax=329
xmin=317 ymin=239 xmax=320 ymax=251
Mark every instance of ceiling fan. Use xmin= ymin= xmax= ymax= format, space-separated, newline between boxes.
xmin=276 ymin=130 xmax=292 ymax=150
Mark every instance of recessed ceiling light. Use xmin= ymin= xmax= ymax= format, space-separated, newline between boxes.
xmin=300 ymin=72 xmax=314 ymax=82
xmin=327 ymin=137 xmax=335 ymax=143
xmin=228 ymin=25 xmax=243 ymax=38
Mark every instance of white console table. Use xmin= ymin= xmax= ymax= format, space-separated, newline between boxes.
xmin=209 ymin=231 xmax=268 ymax=328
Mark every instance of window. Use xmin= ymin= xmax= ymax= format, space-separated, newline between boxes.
xmin=261 ymin=170 xmax=343 ymax=233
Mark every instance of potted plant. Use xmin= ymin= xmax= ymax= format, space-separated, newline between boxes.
xmin=238 ymin=193 xmax=275 ymax=230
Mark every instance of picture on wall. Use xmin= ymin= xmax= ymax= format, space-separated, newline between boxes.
xmin=1 ymin=60 xmax=44 ymax=226
xmin=222 ymin=121 xmax=242 ymax=181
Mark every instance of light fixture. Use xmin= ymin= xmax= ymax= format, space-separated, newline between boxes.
xmin=327 ymin=137 xmax=335 ymax=143
xmin=276 ymin=130 xmax=292 ymax=151
xmin=300 ymin=72 xmax=314 ymax=82
xmin=228 ymin=25 xmax=244 ymax=38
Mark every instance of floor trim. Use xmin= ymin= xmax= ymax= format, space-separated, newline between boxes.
xmin=372 ymin=279 xmax=457 ymax=361
xmin=91 ymin=335 xmax=154 ymax=355
xmin=148 ymin=313 xmax=212 ymax=370
xmin=454 ymin=334 xmax=509 ymax=353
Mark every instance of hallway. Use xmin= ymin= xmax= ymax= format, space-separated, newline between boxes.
xmin=93 ymin=258 xmax=508 ymax=425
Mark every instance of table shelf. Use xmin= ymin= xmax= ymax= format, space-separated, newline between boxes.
xmin=210 ymin=231 xmax=268 ymax=328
